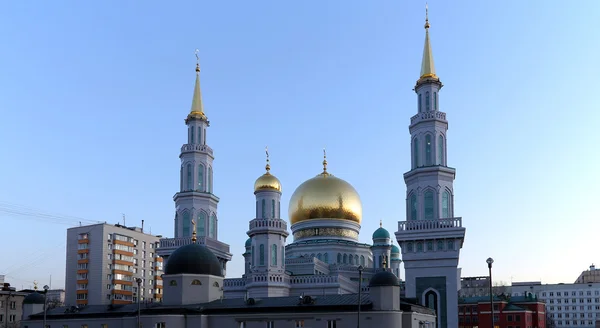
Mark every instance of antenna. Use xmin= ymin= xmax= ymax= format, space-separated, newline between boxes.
xmin=122 ymin=213 xmax=126 ymax=226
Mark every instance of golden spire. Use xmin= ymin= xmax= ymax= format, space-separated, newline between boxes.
xmin=191 ymin=218 xmax=197 ymax=243
xmin=265 ymin=146 xmax=271 ymax=173
xmin=419 ymin=3 xmax=437 ymax=80
xmin=382 ymin=257 xmax=388 ymax=269
xmin=322 ymin=148 xmax=328 ymax=174
xmin=380 ymin=219 xmax=383 ymax=228
xmin=189 ymin=49 xmax=207 ymax=119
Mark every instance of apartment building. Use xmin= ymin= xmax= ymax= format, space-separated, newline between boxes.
xmin=65 ymin=223 xmax=164 ymax=306
xmin=576 ymin=265 xmax=600 ymax=284
xmin=0 ymin=283 xmax=27 ymax=328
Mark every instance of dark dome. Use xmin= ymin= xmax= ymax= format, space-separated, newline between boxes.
xmin=369 ymin=270 xmax=400 ymax=287
xmin=23 ymin=292 xmax=45 ymax=304
xmin=164 ymin=243 xmax=223 ymax=276
xmin=245 ymin=238 xmax=252 ymax=248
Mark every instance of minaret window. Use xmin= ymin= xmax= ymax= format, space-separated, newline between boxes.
xmin=259 ymin=244 xmax=265 ymax=265
xmin=182 ymin=212 xmax=190 ymax=237
xmin=271 ymin=199 xmax=275 ymax=218
xmin=354 ymin=255 xmax=359 ymax=264
xmin=180 ymin=167 xmax=183 ymax=191
xmin=343 ymin=254 xmax=348 ymax=264
xmin=261 ymin=199 xmax=266 ymax=218
xmin=197 ymin=127 xmax=202 ymax=144
xmin=360 ymin=255 xmax=365 ymax=266
xmin=337 ymin=253 xmax=342 ymax=263
xmin=419 ymin=94 xmax=422 ymax=112
xmin=278 ymin=201 xmax=281 ymax=218
xmin=197 ymin=212 xmax=206 ymax=236
xmin=425 ymin=135 xmax=432 ymax=165
xmin=438 ymin=135 xmax=444 ymax=165
xmin=426 ymin=91 xmax=430 ymax=111
xmin=424 ymin=191 xmax=434 ymax=219
xmin=413 ymin=138 xmax=419 ymax=168
xmin=410 ymin=193 xmax=418 ymax=220
xmin=174 ymin=213 xmax=179 ymax=238
xmin=186 ymin=164 xmax=192 ymax=191
xmin=442 ymin=191 xmax=450 ymax=218
xmin=317 ymin=253 xmax=322 ymax=261
xmin=281 ymin=246 xmax=285 ymax=266
xmin=252 ymin=246 xmax=255 ymax=265
xmin=190 ymin=127 xmax=195 ymax=144
xmin=324 ymin=253 xmax=329 ymax=263
xmin=197 ymin=164 xmax=204 ymax=191
xmin=434 ymin=92 xmax=437 ymax=110
xmin=209 ymin=214 xmax=217 ymax=238
xmin=349 ymin=255 xmax=354 ymax=265
xmin=271 ymin=244 xmax=277 ymax=265
xmin=208 ymin=167 xmax=213 ymax=193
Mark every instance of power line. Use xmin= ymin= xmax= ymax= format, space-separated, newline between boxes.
xmin=0 ymin=201 xmax=101 ymax=226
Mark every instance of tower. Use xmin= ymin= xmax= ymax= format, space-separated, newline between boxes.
xmin=246 ymin=149 xmax=290 ymax=298
xmin=395 ymin=6 xmax=466 ymax=328
xmin=371 ymin=221 xmax=392 ymax=270
xmin=158 ymin=51 xmax=231 ymax=274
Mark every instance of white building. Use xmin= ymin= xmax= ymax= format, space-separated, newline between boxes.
xmin=65 ymin=223 xmax=164 ymax=306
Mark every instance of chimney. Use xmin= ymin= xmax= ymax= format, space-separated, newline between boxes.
xmin=141 ymin=220 xmax=145 ymax=233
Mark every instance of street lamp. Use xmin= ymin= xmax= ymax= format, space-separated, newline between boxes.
xmin=136 ymin=278 xmax=142 ymax=328
xmin=357 ymin=265 xmax=364 ymax=328
xmin=486 ymin=258 xmax=494 ymax=328
xmin=43 ymin=285 xmax=49 ymax=328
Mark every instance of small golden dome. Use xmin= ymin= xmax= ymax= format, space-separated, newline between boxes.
xmin=254 ymin=172 xmax=282 ymax=192
xmin=288 ymin=171 xmax=362 ymax=225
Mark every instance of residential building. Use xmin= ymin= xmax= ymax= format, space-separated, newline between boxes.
xmin=460 ymin=276 xmax=511 ymax=297
xmin=65 ymin=223 xmax=164 ymax=306
xmin=576 ymin=265 xmax=600 ymax=284
xmin=511 ymin=281 xmax=600 ymax=328
xmin=22 ymin=241 xmax=437 ymax=328
xmin=458 ymin=294 xmax=546 ymax=328
xmin=0 ymin=283 xmax=27 ymax=328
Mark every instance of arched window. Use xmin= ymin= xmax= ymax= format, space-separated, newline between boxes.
xmin=407 ymin=243 xmax=414 ymax=252
xmin=424 ymin=191 xmax=434 ymax=219
xmin=182 ymin=212 xmax=190 ymax=237
xmin=426 ymin=91 xmax=430 ymax=111
xmin=281 ymin=246 xmax=285 ymax=266
xmin=324 ymin=253 xmax=329 ymax=263
xmin=186 ymin=164 xmax=192 ymax=191
xmin=434 ymin=92 xmax=437 ymax=110
xmin=259 ymin=244 xmax=265 ymax=265
xmin=425 ymin=135 xmax=432 ymax=165
xmin=256 ymin=201 xmax=259 ymax=218
xmin=354 ymin=255 xmax=359 ymax=264
xmin=197 ymin=127 xmax=202 ymax=144
xmin=427 ymin=241 xmax=433 ymax=251
xmin=207 ymin=167 xmax=213 ymax=193
xmin=438 ymin=135 xmax=444 ymax=165
xmin=317 ymin=253 xmax=322 ymax=261
xmin=190 ymin=126 xmax=195 ymax=144
xmin=417 ymin=242 xmax=423 ymax=252
xmin=174 ymin=213 xmax=179 ymax=238
xmin=251 ymin=246 xmax=255 ymax=265
xmin=418 ymin=94 xmax=422 ymax=112
xmin=349 ymin=255 xmax=354 ymax=265
xmin=197 ymin=164 xmax=204 ymax=191
xmin=437 ymin=240 xmax=444 ymax=250
xmin=271 ymin=244 xmax=277 ymax=265
xmin=413 ymin=138 xmax=419 ymax=168
xmin=203 ymin=129 xmax=206 ymax=145
xmin=191 ymin=279 xmax=201 ymax=285
xmin=271 ymin=199 xmax=275 ymax=218
xmin=447 ymin=240 xmax=455 ymax=250
xmin=197 ymin=212 xmax=206 ymax=237
xmin=410 ymin=193 xmax=418 ymax=220
xmin=344 ymin=254 xmax=348 ymax=264
xmin=209 ymin=214 xmax=217 ymax=238
xmin=425 ymin=290 xmax=438 ymax=313
xmin=180 ymin=167 xmax=183 ymax=191
xmin=261 ymin=199 xmax=266 ymax=218
xmin=442 ymin=191 xmax=450 ymax=218
xmin=278 ymin=201 xmax=281 ymax=218
xmin=337 ymin=253 xmax=342 ymax=263
xmin=360 ymin=255 xmax=365 ymax=266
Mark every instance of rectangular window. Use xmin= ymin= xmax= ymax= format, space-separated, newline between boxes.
xmin=155 ymin=323 xmax=165 ymax=328
xmin=295 ymin=321 xmax=304 ymax=328
xmin=327 ymin=320 xmax=337 ymax=328
xmin=266 ymin=322 xmax=274 ymax=328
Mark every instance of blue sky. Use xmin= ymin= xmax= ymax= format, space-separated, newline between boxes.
xmin=1 ymin=0 xmax=599 ymax=289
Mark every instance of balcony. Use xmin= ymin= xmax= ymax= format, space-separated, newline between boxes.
xmin=410 ymin=110 xmax=447 ymax=125
xmin=158 ymin=236 xmax=231 ymax=257
xmin=398 ymin=218 xmax=462 ymax=231
xmin=249 ymin=218 xmax=288 ymax=231
xmin=181 ymin=143 xmax=213 ymax=155
xmin=396 ymin=218 xmax=466 ymax=242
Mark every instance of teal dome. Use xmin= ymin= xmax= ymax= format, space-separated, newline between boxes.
xmin=372 ymin=227 xmax=390 ymax=240
xmin=245 ymin=238 xmax=252 ymax=248
xmin=391 ymin=244 xmax=400 ymax=254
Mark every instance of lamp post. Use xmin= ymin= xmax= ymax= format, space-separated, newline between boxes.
xmin=136 ymin=278 xmax=142 ymax=328
xmin=43 ymin=285 xmax=49 ymax=328
xmin=357 ymin=265 xmax=364 ymax=328
xmin=486 ymin=258 xmax=494 ymax=328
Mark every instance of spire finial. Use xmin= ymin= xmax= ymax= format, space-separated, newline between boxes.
xmin=322 ymin=148 xmax=328 ymax=173
xmin=191 ymin=218 xmax=197 ymax=243
xmin=33 ymin=280 xmax=38 ymax=290
xmin=425 ymin=3 xmax=430 ymax=29
xmin=265 ymin=146 xmax=271 ymax=173
xmin=382 ymin=257 xmax=388 ymax=269
xmin=195 ymin=49 xmax=200 ymax=73
xmin=380 ymin=220 xmax=382 ymax=228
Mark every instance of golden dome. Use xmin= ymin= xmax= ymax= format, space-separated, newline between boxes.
xmin=288 ymin=169 xmax=362 ymax=225
xmin=254 ymin=172 xmax=282 ymax=192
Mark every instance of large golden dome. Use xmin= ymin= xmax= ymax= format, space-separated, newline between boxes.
xmin=288 ymin=170 xmax=362 ymax=225
xmin=254 ymin=172 xmax=282 ymax=192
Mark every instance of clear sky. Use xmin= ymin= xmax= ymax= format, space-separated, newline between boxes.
xmin=1 ymin=0 xmax=599 ymax=290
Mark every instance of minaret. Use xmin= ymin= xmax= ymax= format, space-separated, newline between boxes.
xmin=371 ymin=220 xmax=392 ymax=270
xmin=395 ymin=6 xmax=466 ymax=328
xmin=246 ymin=149 xmax=290 ymax=298
xmin=170 ymin=50 xmax=232 ymax=274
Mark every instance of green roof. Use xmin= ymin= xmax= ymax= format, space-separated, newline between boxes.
xmin=372 ymin=227 xmax=390 ymax=240
xmin=245 ymin=238 xmax=252 ymax=247
xmin=391 ymin=244 xmax=400 ymax=254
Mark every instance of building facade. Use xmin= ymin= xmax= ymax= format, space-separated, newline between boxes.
xmin=65 ymin=223 xmax=163 ymax=306
xmin=576 ymin=265 xmax=600 ymax=284
xmin=458 ymin=295 xmax=546 ymax=328
xmin=511 ymin=281 xmax=600 ymax=328
xmin=460 ymin=276 xmax=511 ymax=298
xmin=1 ymin=283 xmax=27 ymax=328
xmin=395 ymin=8 xmax=466 ymax=328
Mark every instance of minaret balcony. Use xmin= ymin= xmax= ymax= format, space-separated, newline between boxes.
xmin=410 ymin=110 xmax=447 ymax=125
xmin=249 ymin=218 xmax=288 ymax=232
xmin=181 ymin=143 xmax=213 ymax=155
xmin=158 ymin=236 xmax=230 ymax=256
xmin=396 ymin=217 xmax=465 ymax=241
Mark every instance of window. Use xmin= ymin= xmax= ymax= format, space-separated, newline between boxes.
xmin=323 ymin=252 xmax=329 ymax=263
xmin=191 ymin=279 xmax=201 ymax=285
xmin=295 ymin=320 xmax=304 ymax=328
xmin=155 ymin=323 xmax=166 ymax=328
xmin=424 ymin=190 xmax=434 ymax=219
xmin=343 ymin=254 xmax=348 ymax=264
xmin=259 ymin=244 xmax=265 ymax=265
xmin=434 ymin=92 xmax=437 ymax=110
xmin=208 ymin=167 xmax=213 ymax=193
xmin=239 ymin=322 xmax=246 ymax=328
xmin=447 ymin=240 xmax=454 ymax=250
xmin=251 ymin=246 xmax=255 ymax=265
xmin=337 ymin=253 xmax=342 ymax=263
xmin=442 ymin=191 xmax=450 ymax=218
xmin=190 ymin=126 xmax=194 ymax=144
xmin=182 ymin=212 xmax=190 ymax=237
xmin=360 ymin=255 xmax=365 ymax=266
xmin=186 ymin=164 xmax=192 ymax=190
xmin=198 ymin=127 xmax=202 ymax=144
xmin=271 ymin=244 xmax=277 ymax=265
xmin=410 ymin=193 xmax=418 ymax=220
xmin=271 ymin=199 xmax=275 ymax=218
xmin=417 ymin=242 xmax=423 ymax=252
xmin=413 ymin=138 xmax=419 ymax=167
xmin=438 ymin=135 xmax=444 ymax=165
xmin=281 ymin=246 xmax=285 ymax=266
xmin=407 ymin=243 xmax=413 ymax=252
xmin=427 ymin=241 xmax=433 ymax=251
xmin=198 ymin=212 xmax=206 ymax=237
xmin=209 ymin=214 xmax=217 ymax=238
xmin=418 ymin=94 xmax=422 ymax=112
xmin=197 ymin=164 xmax=204 ymax=191
xmin=437 ymin=240 xmax=444 ymax=250
xmin=169 ymin=280 xmax=177 ymax=286
xmin=425 ymin=134 xmax=432 ymax=165
xmin=266 ymin=322 xmax=275 ymax=328
xmin=327 ymin=320 xmax=337 ymax=328
xmin=261 ymin=199 xmax=266 ymax=218
xmin=426 ymin=91 xmax=430 ymax=111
